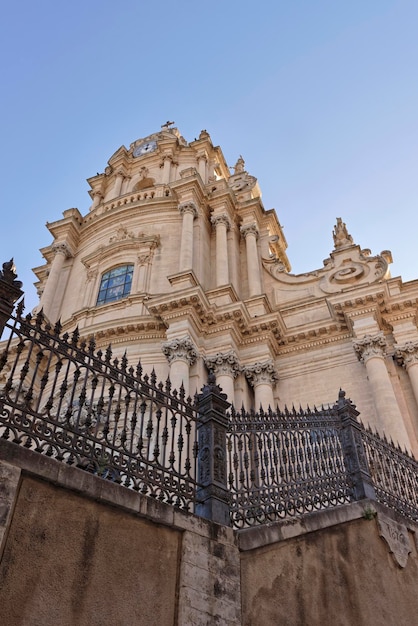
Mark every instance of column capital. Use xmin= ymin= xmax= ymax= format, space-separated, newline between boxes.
xmin=162 ymin=336 xmax=198 ymax=366
xmin=52 ymin=241 xmax=73 ymax=258
xmin=395 ymin=341 xmax=418 ymax=369
xmin=353 ymin=333 xmax=387 ymax=364
xmin=211 ymin=214 xmax=230 ymax=230
xmin=240 ymin=223 xmax=259 ymax=240
xmin=243 ymin=360 xmax=278 ymax=387
xmin=205 ymin=351 xmax=240 ymax=378
xmin=178 ymin=201 xmax=198 ymax=218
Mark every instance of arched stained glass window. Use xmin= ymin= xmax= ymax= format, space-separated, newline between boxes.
xmin=96 ymin=265 xmax=134 ymax=306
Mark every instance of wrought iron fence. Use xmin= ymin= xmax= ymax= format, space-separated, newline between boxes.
xmin=362 ymin=427 xmax=418 ymax=521
xmin=227 ymin=405 xmax=352 ymax=528
xmin=0 ymin=303 xmax=200 ymax=511
xmin=0 ymin=262 xmax=417 ymax=528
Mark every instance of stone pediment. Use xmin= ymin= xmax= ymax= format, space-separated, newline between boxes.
xmin=263 ymin=244 xmax=391 ymax=300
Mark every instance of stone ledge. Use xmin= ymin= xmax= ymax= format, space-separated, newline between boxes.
xmin=237 ymin=500 xmax=418 ymax=551
xmin=0 ymin=439 xmax=236 ymax=544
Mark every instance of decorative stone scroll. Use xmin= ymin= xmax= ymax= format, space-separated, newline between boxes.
xmin=178 ymin=201 xmax=198 ymax=217
xmin=205 ymin=351 xmax=240 ymax=378
xmin=243 ymin=360 xmax=278 ymax=387
xmin=395 ymin=341 xmax=418 ymax=369
xmin=377 ymin=511 xmax=412 ymax=568
xmin=240 ymin=223 xmax=258 ymax=240
xmin=210 ymin=214 xmax=230 ymax=230
xmin=52 ymin=241 xmax=73 ymax=258
xmin=353 ymin=334 xmax=387 ymax=364
xmin=161 ymin=336 xmax=198 ymax=366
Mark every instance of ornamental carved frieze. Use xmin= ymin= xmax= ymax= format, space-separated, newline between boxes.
xmin=210 ymin=214 xmax=230 ymax=230
xmin=243 ymin=360 xmax=278 ymax=387
xmin=161 ymin=336 xmax=198 ymax=366
xmin=240 ymin=223 xmax=259 ymax=240
xmin=395 ymin=341 xmax=418 ymax=369
xmin=205 ymin=351 xmax=240 ymax=378
xmin=178 ymin=201 xmax=198 ymax=217
xmin=52 ymin=241 xmax=73 ymax=258
xmin=377 ymin=512 xmax=412 ymax=568
xmin=353 ymin=333 xmax=387 ymax=363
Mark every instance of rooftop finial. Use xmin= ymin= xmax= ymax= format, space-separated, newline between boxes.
xmin=161 ymin=120 xmax=175 ymax=130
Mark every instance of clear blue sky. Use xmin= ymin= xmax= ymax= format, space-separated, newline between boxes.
xmin=1 ymin=1 xmax=417 ymax=312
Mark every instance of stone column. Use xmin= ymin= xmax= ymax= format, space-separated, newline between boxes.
xmin=211 ymin=215 xmax=230 ymax=287
xmin=395 ymin=341 xmax=418 ymax=410
xmin=353 ymin=334 xmax=410 ymax=448
xmin=161 ymin=155 xmax=172 ymax=184
xmin=162 ymin=336 xmax=198 ymax=397
xmin=112 ymin=169 xmax=125 ymax=199
xmin=240 ymin=223 xmax=262 ymax=297
xmin=39 ymin=242 xmax=72 ymax=321
xmin=205 ymin=351 xmax=239 ymax=405
xmin=91 ymin=190 xmax=103 ymax=211
xmin=197 ymin=155 xmax=207 ymax=183
xmin=244 ymin=360 xmax=278 ymax=410
xmin=178 ymin=202 xmax=198 ymax=272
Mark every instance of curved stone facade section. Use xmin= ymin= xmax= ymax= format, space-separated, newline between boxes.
xmin=353 ymin=334 xmax=387 ymax=364
xmin=162 ymin=336 xmax=198 ymax=366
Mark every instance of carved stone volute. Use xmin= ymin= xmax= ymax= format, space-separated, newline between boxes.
xmin=353 ymin=334 xmax=387 ymax=363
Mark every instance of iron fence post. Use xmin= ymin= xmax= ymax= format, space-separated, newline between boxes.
xmin=0 ymin=260 xmax=23 ymax=335
xmin=336 ymin=389 xmax=376 ymax=501
xmin=196 ymin=373 xmax=231 ymax=526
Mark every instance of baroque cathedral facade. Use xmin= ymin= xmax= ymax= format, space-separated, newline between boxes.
xmin=33 ymin=124 xmax=418 ymax=456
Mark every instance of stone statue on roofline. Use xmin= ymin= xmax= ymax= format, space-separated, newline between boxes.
xmin=233 ymin=155 xmax=245 ymax=174
xmin=333 ymin=218 xmax=354 ymax=249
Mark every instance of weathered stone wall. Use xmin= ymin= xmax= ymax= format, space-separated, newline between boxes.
xmin=0 ymin=476 xmax=180 ymax=626
xmin=0 ymin=440 xmax=417 ymax=626
xmin=239 ymin=505 xmax=418 ymax=626
xmin=0 ymin=440 xmax=241 ymax=626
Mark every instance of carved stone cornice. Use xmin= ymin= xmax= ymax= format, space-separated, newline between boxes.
xmin=178 ymin=201 xmax=198 ymax=218
xmin=162 ymin=336 xmax=198 ymax=366
xmin=243 ymin=360 xmax=278 ymax=387
xmin=205 ymin=351 xmax=240 ymax=378
xmin=395 ymin=341 xmax=418 ymax=369
xmin=240 ymin=223 xmax=258 ymax=240
xmin=353 ymin=333 xmax=387 ymax=363
xmin=210 ymin=214 xmax=230 ymax=230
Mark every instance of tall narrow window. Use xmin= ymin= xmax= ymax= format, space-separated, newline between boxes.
xmin=96 ymin=265 xmax=134 ymax=305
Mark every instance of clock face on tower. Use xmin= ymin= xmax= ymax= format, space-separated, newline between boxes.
xmin=133 ymin=140 xmax=157 ymax=157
